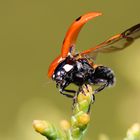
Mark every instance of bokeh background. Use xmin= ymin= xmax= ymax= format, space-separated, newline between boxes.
xmin=0 ymin=0 xmax=140 ymax=140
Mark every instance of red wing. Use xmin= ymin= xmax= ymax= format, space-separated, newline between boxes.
xmin=80 ymin=24 xmax=140 ymax=59
xmin=61 ymin=12 xmax=102 ymax=58
xmin=48 ymin=12 xmax=102 ymax=78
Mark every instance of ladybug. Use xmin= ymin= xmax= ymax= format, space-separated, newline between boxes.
xmin=48 ymin=12 xmax=140 ymax=99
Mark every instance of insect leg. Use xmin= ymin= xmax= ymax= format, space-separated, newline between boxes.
xmin=58 ymin=81 xmax=76 ymax=98
xmin=93 ymin=79 xmax=108 ymax=94
xmin=85 ymin=84 xmax=89 ymax=92
xmin=60 ymin=89 xmax=76 ymax=98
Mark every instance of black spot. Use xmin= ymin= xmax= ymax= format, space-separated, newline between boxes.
xmin=75 ymin=16 xmax=81 ymax=21
xmin=63 ymin=38 xmax=65 ymax=44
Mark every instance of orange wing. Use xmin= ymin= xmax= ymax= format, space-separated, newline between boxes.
xmin=61 ymin=12 xmax=102 ymax=58
xmin=48 ymin=12 xmax=102 ymax=78
xmin=80 ymin=23 xmax=140 ymax=58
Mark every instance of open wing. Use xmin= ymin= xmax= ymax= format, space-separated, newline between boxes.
xmin=48 ymin=12 xmax=102 ymax=78
xmin=61 ymin=12 xmax=102 ymax=58
xmin=80 ymin=24 xmax=140 ymax=59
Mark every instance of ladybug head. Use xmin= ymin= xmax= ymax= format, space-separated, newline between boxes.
xmin=52 ymin=57 xmax=75 ymax=88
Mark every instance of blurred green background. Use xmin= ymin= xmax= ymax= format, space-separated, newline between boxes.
xmin=0 ymin=0 xmax=140 ymax=140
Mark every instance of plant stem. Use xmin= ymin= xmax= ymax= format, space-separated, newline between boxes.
xmin=33 ymin=85 xmax=93 ymax=140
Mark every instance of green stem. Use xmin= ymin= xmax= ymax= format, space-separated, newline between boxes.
xmin=33 ymin=85 xmax=93 ymax=140
xmin=68 ymin=85 xmax=93 ymax=140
